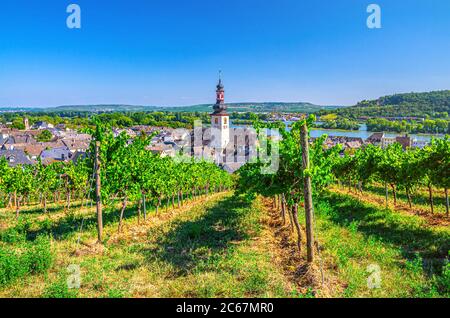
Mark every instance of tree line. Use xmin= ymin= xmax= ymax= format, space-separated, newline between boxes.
xmin=366 ymin=117 xmax=450 ymax=134
xmin=317 ymin=118 xmax=360 ymax=131
xmin=1 ymin=111 xmax=270 ymax=131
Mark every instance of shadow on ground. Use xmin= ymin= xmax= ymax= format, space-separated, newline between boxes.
xmin=141 ymin=195 xmax=253 ymax=276
xmin=7 ymin=200 xmax=148 ymax=241
xmin=319 ymin=192 xmax=450 ymax=263
xmin=21 ymin=202 xmax=85 ymax=215
xmin=365 ymin=185 xmax=446 ymax=211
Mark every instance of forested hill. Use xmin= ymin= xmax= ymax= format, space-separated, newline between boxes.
xmin=331 ymin=90 xmax=450 ymax=119
xmin=357 ymin=90 xmax=450 ymax=110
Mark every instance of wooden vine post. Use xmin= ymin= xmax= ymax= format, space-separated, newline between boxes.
xmin=95 ymin=141 xmax=103 ymax=243
xmin=300 ymin=122 xmax=314 ymax=263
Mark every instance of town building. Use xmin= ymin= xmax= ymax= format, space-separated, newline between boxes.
xmin=40 ymin=146 xmax=73 ymax=163
xmin=0 ymin=149 xmax=35 ymax=166
xmin=23 ymin=117 xmax=30 ymax=130
xmin=366 ymin=133 xmax=384 ymax=146
xmin=381 ymin=136 xmax=396 ymax=149
xmin=381 ymin=135 xmax=412 ymax=150
xmin=33 ymin=121 xmax=54 ymax=130
xmin=395 ymin=135 xmax=412 ymax=150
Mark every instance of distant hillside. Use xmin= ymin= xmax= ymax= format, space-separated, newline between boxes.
xmin=331 ymin=90 xmax=450 ymax=119
xmin=156 ymin=102 xmax=340 ymax=113
xmin=53 ymin=104 xmax=151 ymax=112
xmin=1 ymin=102 xmax=341 ymax=114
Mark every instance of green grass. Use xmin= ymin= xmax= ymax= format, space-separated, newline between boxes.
xmin=364 ymin=183 xmax=448 ymax=215
xmin=0 ymin=235 xmax=53 ymax=288
xmin=0 ymin=193 xmax=295 ymax=298
xmin=1 ymin=190 xmax=448 ymax=298
xmin=311 ymin=192 xmax=449 ymax=297
xmin=130 ymin=194 xmax=294 ymax=297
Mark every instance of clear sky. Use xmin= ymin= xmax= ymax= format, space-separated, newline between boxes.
xmin=1 ymin=0 xmax=449 ymax=107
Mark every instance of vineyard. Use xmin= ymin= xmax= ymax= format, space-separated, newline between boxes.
xmin=0 ymin=118 xmax=449 ymax=298
xmin=236 ymin=115 xmax=449 ymax=296
xmin=0 ymin=124 xmax=233 ymax=223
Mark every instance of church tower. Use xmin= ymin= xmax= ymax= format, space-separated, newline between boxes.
xmin=23 ymin=117 xmax=30 ymax=130
xmin=210 ymin=73 xmax=230 ymax=150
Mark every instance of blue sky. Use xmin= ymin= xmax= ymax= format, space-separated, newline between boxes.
xmin=0 ymin=0 xmax=449 ymax=107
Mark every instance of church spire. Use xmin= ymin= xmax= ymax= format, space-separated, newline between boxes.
xmin=217 ymin=70 xmax=224 ymax=90
xmin=213 ymin=71 xmax=227 ymax=114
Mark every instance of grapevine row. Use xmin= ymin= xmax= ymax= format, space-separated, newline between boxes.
xmin=0 ymin=123 xmax=233 ymax=229
xmin=237 ymin=115 xmax=450 ymax=262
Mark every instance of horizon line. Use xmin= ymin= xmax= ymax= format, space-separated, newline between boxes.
xmin=0 ymin=101 xmax=347 ymax=109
